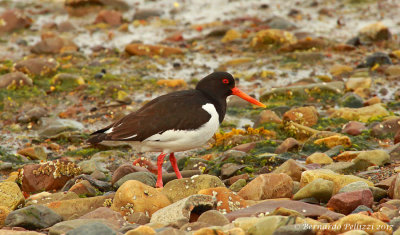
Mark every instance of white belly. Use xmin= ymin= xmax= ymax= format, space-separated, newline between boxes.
xmin=137 ymin=103 xmax=220 ymax=153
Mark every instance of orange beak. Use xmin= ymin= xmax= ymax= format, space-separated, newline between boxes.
xmin=231 ymin=87 xmax=266 ymax=108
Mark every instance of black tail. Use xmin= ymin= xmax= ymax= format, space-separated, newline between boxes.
xmin=87 ymin=133 xmax=108 ymax=145
xmin=87 ymin=126 xmax=112 ymax=145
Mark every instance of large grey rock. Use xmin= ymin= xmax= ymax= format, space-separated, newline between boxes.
xmin=65 ymin=222 xmax=117 ymax=235
xmin=293 ymin=178 xmax=333 ymax=202
xmin=338 ymin=181 xmax=370 ymax=194
xmin=114 ymin=172 xmax=156 ymax=188
xmin=48 ymin=219 xmax=119 ymax=235
xmin=150 ymin=194 xmax=216 ymax=225
xmin=39 ymin=118 xmax=84 ymax=138
xmin=162 ymin=175 xmax=224 ymax=202
xmin=5 ymin=205 xmax=62 ymax=229
xmin=197 ymin=210 xmax=229 ymax=226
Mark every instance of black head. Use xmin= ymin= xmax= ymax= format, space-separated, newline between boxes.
xmin=195 ymin=72 xmax=235 ymax=100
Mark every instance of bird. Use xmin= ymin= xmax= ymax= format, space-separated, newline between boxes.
xmin=88 ymin=71 xmax=266 ymax=187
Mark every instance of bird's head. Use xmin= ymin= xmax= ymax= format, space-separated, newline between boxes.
xmin=196 ymin=71 xmax=266 ymax=108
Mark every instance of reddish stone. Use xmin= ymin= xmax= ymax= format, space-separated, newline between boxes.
xmin=238 ymin=173 xmax=293 ymax=200
xmin=111 ymin=163 xmax=150 ymax=185
xmin=228 ymin=174 xmax=249 ymax=186
xmin=231 ymin=142 xmax=257 ymax=153
xmin=125 ymin=43 xmax=183 ymax=57
xmin=274 ymin=138 xmax=300 ymax=154
xmin=283 ymin=106 xmax=319 ymax=127
xmin=395 ymin=130 xmax=400 ymax=144
xmin=79 ymin=207 xmax=125 ymax=228
xmin=68 ymin=180 xmax=97 ymax=197
xmin=198 ymin=187 xmax=247 ymax=213
xmin=371 ymin=117 xmax=400 ymax=137
xmin=327 ymin=189 xmax=373 ymax=215
xmin=20 ymin=160 xmax=81 ymax=193
xmin=0 ymin=10 xmax=32 ymax=34
xmin=225 ymin=199 xmax=344 ymax=222
xmin=94 ymin=10 xmax=122 ymax=26
xmin=341 ymin=121 xmax=367 ymax=136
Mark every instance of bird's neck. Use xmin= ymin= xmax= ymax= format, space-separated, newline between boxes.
xmin=198 ymin=90 xmax=227 ymax=123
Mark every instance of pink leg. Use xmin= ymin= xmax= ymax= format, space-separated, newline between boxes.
xmin=156 ymin=153 xmax=167 ymax=188
xmin=169 ymin=153 xmax=182 ymax=179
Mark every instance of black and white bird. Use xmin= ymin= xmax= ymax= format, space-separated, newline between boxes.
xmin=88 ymin=72 xmax=266 ymax=187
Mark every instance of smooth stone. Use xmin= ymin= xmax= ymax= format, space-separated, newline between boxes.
xmin=342 ymin=121 xmax=367 ymax=136
xmin=162 ymin=175 xmax=224 ymax=203
xmin=274 ymin=138 xmax=300 ymax=154
xmin=338 ymin=181 xmax=370 ymax=194
xmin=293 ymin=178 xmax=333 ymax=202
xmin=305 ymin=152 xmax=333 ymax=165
xmin=329 ymin=103 xmax=389 ymax=122
xmin=329 ymin=214 xmax=392 ymax=234
xmin=198 ymin=187 xmax=247 ymax=213
xmin=111 ymin=180 xmax=170 ymax=217
xmin=26 ymin=192 xmax=79 ymax=206
xmin=327 ymin=189 xmax=373 ymax=215
xmin=17 ymin=107 xmax=47 ymax=123
xmin=236 ymin=215 xmax=293 ymax=235
xmin=272 ymin=224 xmax=314 ymax=235
xmin=339 ymin=92 xmax=364 ymax=108
xmin=300 ymin=169 xmax=373 ymax=194
xmin=229 ymin=178 xmax=247 ymax=192
xmin=0 ymin=206 xmax=11 ymax=227
xmin=260 ymin=82 xmax=344 ymax=104
xmin=62 ymin=174 xmax=112 ymax=192
xmin=68 ymin=180 xmax=97 ymax=197
xmin=370 ymin=186 xmax=387 ymax=201
xmin=111 ymin=163 xmax=150 ymax=185
xmin=352 ymin=150 xmax=390 ymax=167
xmin=358 ymin=22 xmax=391 ymax=43
xmin=14 ymin=57 xmax=59 ymax=76
xmin=125 ymin=212 xmax=149 ymax=225
xmin=322 ymin=161 xmax=370 ymax=174
xmin=45 ymin=194 xmax=114 ymax=220
xmin=351 ymin=205 xmax=373 ymax=214
xmin=226 ymin=199 xmax=343 ymax=222
xmin=273 ymin=159 xmax=306 ymax=181
xmin=150 ymin=194 xmax=215 ymax=225
xmin=238 ymin=173 xmax=293 ymax=200
xmin=0 ymin=72 xmax=32 ymax=89
xmin=371 ymin=117 xmax=400 ymax=137
xmin=48 ymin=219 xmax=119 ymax=235
xmin=179 ymin=222 xmax=210 ymax=233
xmin=0 ymin=182 xmax=25 ymax=210
xmin=39 ymin=118 xmax=84 ymax=138
xmin=65 ymin=222 xmax=117 ymax=235
xmin=94 ymin=10 xmax=122 ymax=26
xmin=4 ymin=205 xmax=62 ymax=229
xmin=254 ymin=110 xmax=282 ymax=127
xmin=197 ymin=210 xmax=229 ymax=226
xmin=79 ymin=207 xmax=125 ymax=229
xmin=220 ymin=163 xmax=245 ymax=179
xmin=282 ymin=106 xmax=319 ymax=127
xmin=357 ymin=52 xmax=392 ymax=68
xmin=114 ymin=172 xmax=156 ymax=188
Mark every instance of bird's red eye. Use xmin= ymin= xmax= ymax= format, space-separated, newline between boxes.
xmin=222 ymin=79 xmax=229 ymax=84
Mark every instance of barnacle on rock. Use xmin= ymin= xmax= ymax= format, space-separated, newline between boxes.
xmin=213 ymin=127 xmax=275 ymax=147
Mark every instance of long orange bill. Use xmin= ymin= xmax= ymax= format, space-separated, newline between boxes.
xmin=231 ymin=87 xmax=266 ymax=108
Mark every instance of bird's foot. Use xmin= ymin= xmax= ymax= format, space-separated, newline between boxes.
xmin=156 ymin=179 xmax=163 ymax=188
xmin=156 ymin=153 xmax=167 ymax=188
xmin=169 ymin=152 xmax=182 ymax=179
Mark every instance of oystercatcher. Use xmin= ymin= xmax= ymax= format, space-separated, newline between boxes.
xmin=88 ymin=72 xmax=265 ymax=187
